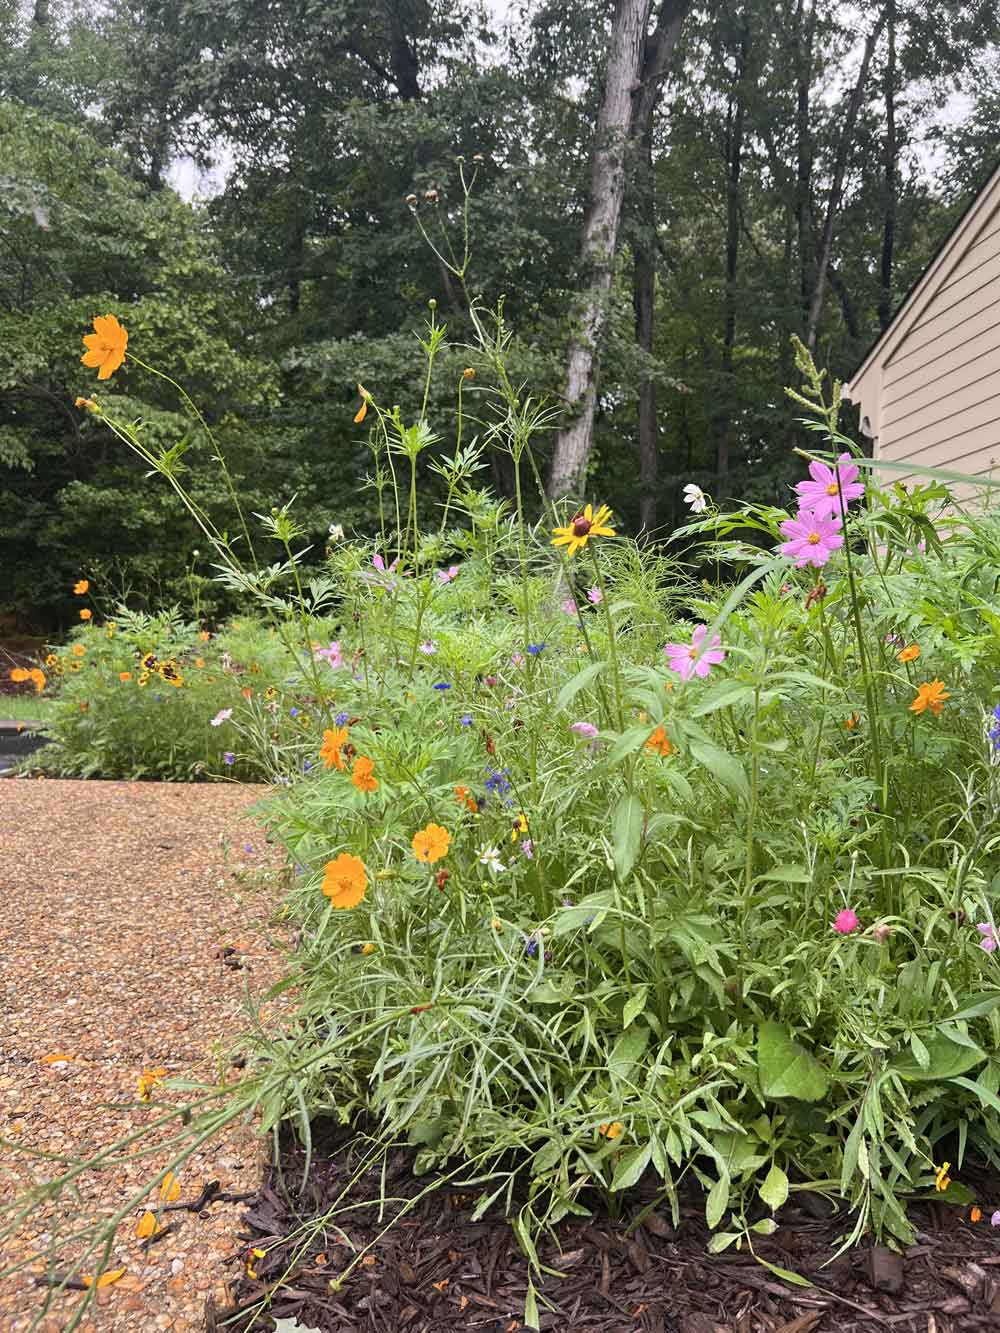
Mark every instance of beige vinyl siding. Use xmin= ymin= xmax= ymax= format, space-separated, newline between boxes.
xmin=876 ymin=198 xmax=1000 ymax=481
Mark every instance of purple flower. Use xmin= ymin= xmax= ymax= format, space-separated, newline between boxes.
xmin=587 ymin=586 xmax=603 ymax=605
xmin=571 ymin=721 xmax=599 ymax=740
xmin=526 ymin=643 xmax=546 ymax=656
xmin=992 ymin=1211 xmax=1000 ymax=1227
xmin=290 ymin=706 xmax=299 ymax=717
xmin=485 ymin=767 xmax=510 ymax=794
xmin=778 ymin=509 xmax=844 ymax=569
xmin=210 ymin=708 xmax=232 ymax=727
xmin=433 ymin=682 xmax=451 ymax=691
xmin=436 ymin=565 xmax=459 ymax=584
xmin=314 ymin=641 xmax=343 ymax=669
xmin=511 ymin=652 xmax=525 ymax=668
xmin=335 ymin=711 xmax=349 ymax=725
xmin=460 ymin=714 xmax=473 ymax=726
xmin=520 ymin=839 xmax=534 ymax=859
xmin=794 ymin=452 xmax=864 ymax=520
xmin=303 ymin=760 xmax=312 ymax=772
xmin=833 ymin=909 xmax=860 ymax=935
xmin=419 ymin=639 xmax=437 ymax=655
xmin=977 ymin=923 xmax=997 ymax=953
xmin=244 ymin=842 xmax=255 ymax=854
xmin=362 ymin=553 xmax=400 ymax=590
xmin=663 ymin=625 xmax=726 ymax=681
xmin=483 ymin=675 xmax=498 ymax=687
xmin=222 ymin=751 xmax=235 ymax=765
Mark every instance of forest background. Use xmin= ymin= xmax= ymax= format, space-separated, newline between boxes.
xmin=3 ymin=0 xmax=999 ymax=627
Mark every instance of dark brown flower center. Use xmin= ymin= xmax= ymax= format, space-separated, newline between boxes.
xmin=571 ymin=513 xmax=592 ymax=537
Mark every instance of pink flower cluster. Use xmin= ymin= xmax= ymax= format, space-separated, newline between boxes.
xmin=777 ymin=454 xmax=863 ymax=570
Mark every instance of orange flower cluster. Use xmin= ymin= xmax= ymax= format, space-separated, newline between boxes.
xmin=8 ymin=666 xmax=45 ymax=693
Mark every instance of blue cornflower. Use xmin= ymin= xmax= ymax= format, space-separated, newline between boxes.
xmin=460 ymin=714 xmax=473 ymax=726
xmin=222 ymin=751 xmax=235 ymax=765
xmin=990 ymin=705 xmax=1000 ymax=751
xmin=485 ymin=767 xmax=510 ymax=795
xmin=433 ymin=682 xmax=451 ymax=691
xmin=290 ymin=706 xmax=299 ymax=717
xmin=335 ymin=711 xmax=349 ymax=725
xmin=525 ymin=937 xmax=538 ymax=957
xmin=526 ymin=643 xmax=546 ymax=656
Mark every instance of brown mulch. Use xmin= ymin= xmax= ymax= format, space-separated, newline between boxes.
xmin=224 ymin=1127 xmax=1000 ymax=1333
xmin=0 ymin=777 xmax=289 ymax=1331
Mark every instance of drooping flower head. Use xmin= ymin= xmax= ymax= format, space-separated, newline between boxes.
xmin=910 ymin=680 xmax=949 ymax=717
xmin=412 ymin=823 xmax=451 ymax=864
xmin=793 ymin=453 xmax=864 ymax=520
xmin=210 ymin=708 xmax=232 ymax=727
xmin=645 ymin=725 xmax=673 ymax=757
xmin=778 ymin=509 xmax=844 ymax=569
xmin=551 ymin=503 xmax=615 ymax=558
xmin=663 ymin=624 xmax=725 ymax=681
xmin=322 ymin=852 xmax=368 ymax=908
xmin=81 ymin=314 xmax=128 ymax=380
xmin=419 ymin=640 xmax=437 ymax=656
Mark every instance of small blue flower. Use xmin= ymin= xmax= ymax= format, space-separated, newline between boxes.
xmin=223 ymin=751 xmax=235 ymax=765
xmin=526 ymin=643 xmax=546 ymax=656
xmin=525 ymin=937 xmax=538 ymax=957
xmin=303 ymin=760 xmax=312 ymax=771
xmin=460 ymin=714 xmax=473 ymax=726
xmin=335 ymin=711 xmax=350 ymax=725
xmin=290 ymin=706 xmax=299 ymax=717
xmin=485 ymin=767 xmax=510 ymax=795
xmin=433 ymin=682 xmax=451 ymax=691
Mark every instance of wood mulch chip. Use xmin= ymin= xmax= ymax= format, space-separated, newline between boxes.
xmin=0 ymin=777 xmax=288 ymax=1332
xmin=224 ymin=1126 xmax=1000 ymax=1333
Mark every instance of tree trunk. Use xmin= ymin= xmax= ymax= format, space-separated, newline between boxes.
xmin=546 ymin=0 xmax=654 ymax=500
xmin=878 ymin=0 xmax=897 ymax=331
xmin=630 ymin=0 xmax=690 ymax=530
xmin=385 ymin=0 xmax=421 ymax=100
xmin=806 ymin=2 xmax=890 ymax=349
xmin=795 ymin=0 xmax=816 ymax=336
xmin=717 ymin=17 xmax=748 ymax=487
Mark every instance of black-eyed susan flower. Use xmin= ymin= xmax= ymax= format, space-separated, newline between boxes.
xmin=551 ymin=503 xmax=615 ymax=558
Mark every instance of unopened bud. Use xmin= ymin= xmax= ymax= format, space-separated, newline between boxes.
xmin=872 ymin=923 xmax=893 ymax=944
xmin=424 ymin=188 xmax=438 ymax=202
xmin=405 ymin=193 xmax=417 ymax=205
xmin=472 ymin=153 xmax=484 ymax=162
xmin=462 ymin=367 xmax=476 ymax=380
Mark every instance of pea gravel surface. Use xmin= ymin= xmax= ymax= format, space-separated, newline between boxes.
xmin=0 ymin=778 xmax=290 ymax=1331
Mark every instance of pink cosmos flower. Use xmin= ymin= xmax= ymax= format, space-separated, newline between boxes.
xmin=778 ymin=509 xmax=844 ymax=569
xmin=436 ymin=565 xmax=459 ymax=584
xmin=314 ymin=641 xmax=343 ymax=669
xmin=562 ymin=597 xmax=578 ymax=616
xmin=511 ymin=652 xmax=525 ymax=668
xmin=833 ymin=909 xmax=860 ymax=935
xmin=419 ymin=640 xmax=437 ymax=656
xmin=794 ymin=452 xmax=864 ymax=520
xmin=977 ymin=923 xmax=997 ymax=954
xmin=362 ymin=553 xmax=401 ymax=590
xmin=663 ymin=625 xmax=725 ymax=680
xmin=587 ymin=586 xmax=603 ymax=605
xmin=571 ymin=721 xmax=599 ymax=740
xmin=210 ymin=708 xmax=232 ymax=727
xmin=992 ymin=1211 xmax=1000 ymax=1227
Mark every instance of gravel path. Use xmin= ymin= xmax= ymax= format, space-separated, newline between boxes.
xmin=0 ymin=778 xmax=288 ymax=1331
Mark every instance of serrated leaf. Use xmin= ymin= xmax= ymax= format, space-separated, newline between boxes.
xmin=759 ymin=1164 xmax=789 ymax=1212
xmin=610 ymin=1142 xmax=652 ymax=1192
xmin=758 ymin=1022 xmax=829 ymax=1101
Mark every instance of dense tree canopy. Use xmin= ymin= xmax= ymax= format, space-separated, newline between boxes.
xmin=2 ymin=0 xmax=997 ymax=624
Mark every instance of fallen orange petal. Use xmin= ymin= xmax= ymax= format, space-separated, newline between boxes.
xmin=160 ymin=1171 xmax=181 ymax=1203
xmin=83 ymin=1267 xmax=126 ymax=1288
xmin=136 ymin=1211 xmax=157 ymax=1239
xmin=40 ymin=1052 xmax=73 ymax=1065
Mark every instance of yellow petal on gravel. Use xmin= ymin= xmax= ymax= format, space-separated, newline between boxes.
xmin=159 ymin=1171 xmax=181 ymax=1203
xmin=39 ymin=1052 xmax=72 ymax=1065
xmin=136 ymin=1210 xmax=157 ymax=1239
xmin=82 ymin=1267 xmax=126 ymax=1288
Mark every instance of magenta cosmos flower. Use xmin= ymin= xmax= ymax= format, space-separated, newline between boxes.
xmin=663 ymin=624 xmax=725 ymax=680
xmin=833 ymin=908 xmax=859 ymax=935
xmin=794 ymin=453 xmax=864 ymax=520
xmin=778 ymin=509 xmax=844 ymax=569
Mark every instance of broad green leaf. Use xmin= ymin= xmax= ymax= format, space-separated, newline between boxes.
xmin=751 ymin=1217 xmax=778 ymax=1235
xmin=609 ymin=1025 xmax=650 ymax=1081
xmin=623 ymin=988 xmax=648 ymax=1029
xmin=612 ymin=792 xmax=644 ymax=880
xmin=705 ymin=1175 xmax=730 ymax=1228
xmin=759 ymin=1164 xmax=789 ymax=1212
xmin=689 ymin=680 xmax=756 ymax=717
xmin=552 ymin=890 xmax=614 ymax=937
xmin=610 ymin=1142 xmax=652 ymax=1192
xmin=605 ymin=726 xmax=652 ymax=767
xmin=890 ymin=1034 xmax=985 ymax=1081
xmin=556 ymin=662 xmax=606 ymax=712
xmin=707 ymin=1231 xmax=740 ymax=1254
xmin=951 ymin=1074 xmax=1000 ymax=1117
xmin=758 ymin=1022 xmax=829 ymax=1102
xmin=687 ymin=738 xmax=749 ymax=802
xmin=755 ymin=864 xmax=812 ymax=885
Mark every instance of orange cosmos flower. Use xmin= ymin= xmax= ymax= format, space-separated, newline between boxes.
xmin=119 ymin=671 xmax=132 ymax=682
xmin=79 ymin=608 xmax=92 ymax=621
xmin=28 ymin=668 xmax=45 ymax=693
xmin=81 ymin=313 xmax=128 ymax=380
xmin=321 ymin=852 xmax=368 ymax=908
xmin=354 ymin=383 xmax=371 ymax=423
xmin=320 ymin=725 xmax=349 ymax=770
xmin=137 ymin=1067 xmax=168 ymax=1102
xmin=9 ymin=667 xmax=28 ymax=683
xmin=351 ymin=755 xmax=378 ymax=792
xmin=411 ymin=823 xmax=451 ymax=864
xmin=598 ymin=1121 xmax=624 ymax=1140
xmin=159 ymin=1171 xmax=181 ymax=1203
xmin=71 ymin=643 xmax=86 ymax=657
xmin=454 ymin=784 xmax=478 ymax=812
xmin=645 ymin=725 xmax=673 ymax=757
xmin=910 ymin=680 xmax=950 ymax=717
xmin=897 ymin=644 xmax=920 ymax=663
xmin=199 ymin=630 xmax=211 ymax=641
xmin=551 ymin=503 xmax=615 ymax=558
xmin=74 ymin=396 xmax=97 ymax=411
xmin=73 ymin=579 xmax=89 ymax=595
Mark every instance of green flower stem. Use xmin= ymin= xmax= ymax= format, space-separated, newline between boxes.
xmin=589 ymin=550 xmax=625 ymax=732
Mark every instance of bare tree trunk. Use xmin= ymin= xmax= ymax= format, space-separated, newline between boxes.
xmin=546 ymin=0 xmax=654 ymax=499
xmin=795 ymin=0 xmax=816 ymax=336
xmin=878 ymin=0 xmax=897 ymax=331
xmin=806 ymin=3 xmax=890 ymax=349
xmin=717 ymin=15 xmax=748 ymax=487
xmin=630 ymin=0 xmax=690 ymax=530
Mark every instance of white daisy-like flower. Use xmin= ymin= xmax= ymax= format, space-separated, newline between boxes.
xmin=478 ymin=845 xmax=506 ymax=874
xmin=682 ymin=483 xmax=708 ymax=513
xmin=328 ymin=523 xmax=345 ymax=540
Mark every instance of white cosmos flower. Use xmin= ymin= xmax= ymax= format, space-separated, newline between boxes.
xmin=682 ymin=483 xmax=708 ymax=513
xmin=328 ymin=523 xmax=345 ymax=540
xmin=478 ymin=845 xmax=506 ymax=874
